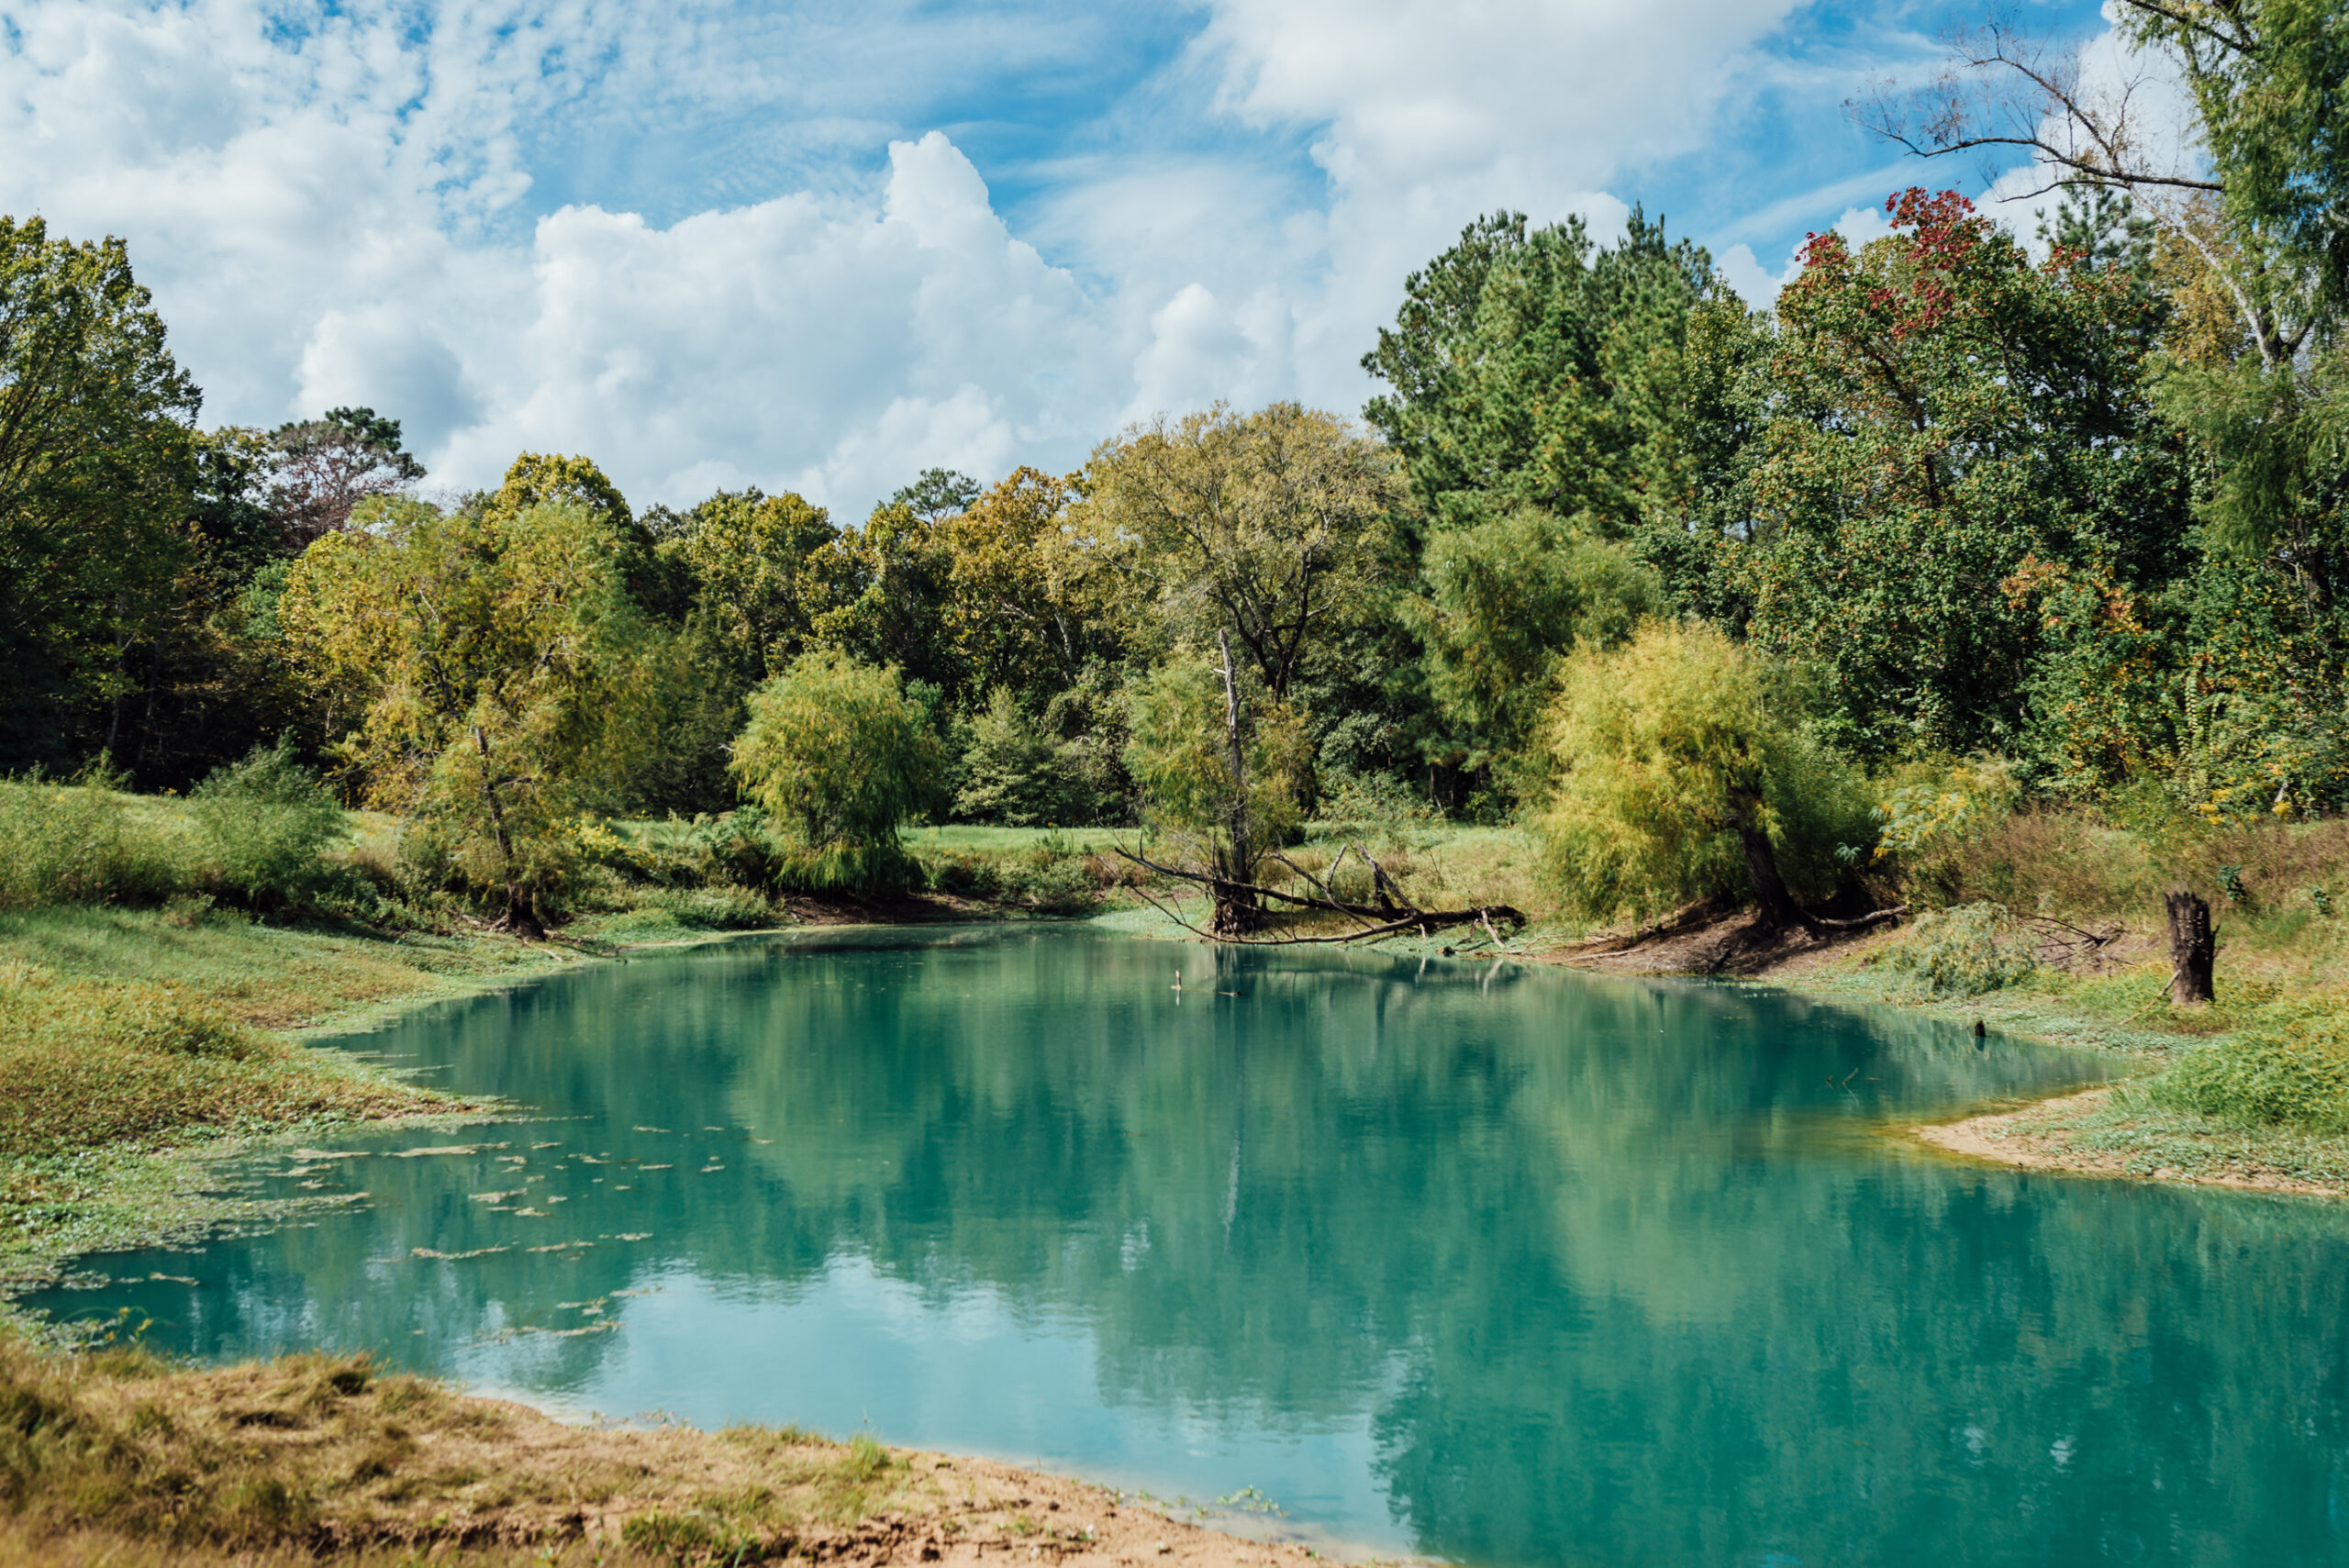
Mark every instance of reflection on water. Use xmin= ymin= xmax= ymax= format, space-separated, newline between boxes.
xmin=31 ymin=928 xmax=2349 ymax=1566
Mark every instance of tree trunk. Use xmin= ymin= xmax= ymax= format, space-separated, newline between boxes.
xmin=2165 ymin=890 xmax=2216 ymax=1006
xmin=1730 ymin=793 xmax=1808 ymax=931
xmin=473 ymin=723 xmax=541 ymax=937
xmin=1210 ymin=630 xmax=1260 ymax=937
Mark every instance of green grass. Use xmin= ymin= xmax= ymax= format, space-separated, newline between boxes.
xmin=0 ymin=906 xmax=573 ymax=1293
xmin=902 ymin=824 xmax=1135 ymax=854
xmin=1795 ymin=920 xmax=2349 ymax=1193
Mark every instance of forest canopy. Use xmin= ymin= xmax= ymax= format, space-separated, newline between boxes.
xmin=3 ymin=0 xmax=2343 ymax=930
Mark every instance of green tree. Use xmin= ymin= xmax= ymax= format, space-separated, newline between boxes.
xmin=806 ymin=500 xmax=963 ymax=701
xmin=0 ymin=217 xmax=202 ymax=772
xmin=1864 ymin=6 xmax=2349 ymax=813
xmin=1081 ymin=403 xmax=1403 ymax=702
xmin=891 ymin=467 xmax=984 ymax=522
xmin=1361 ymin=207 xmax=1731 ymax=544
xmin=1124 ymin=637 xmax=1311 ymax=934
xmin=1409 ymin=507 xmax=1660 ymax=774
xmin=1736 ymin=189 xmax=2187 ymax=764
xmin=660 ymin=488 xmax=838 ymax=680
xmin=939 ymin=467 xmax=1119 ymax=706
xmin=1360 ymin=211 xmax=1765 ymax=799
xmin=281 ymin=494 xmax=646 ymax=930
xmin=729 ymin=650 xmax=946 ymax=892
xmin=952 ymin=687 xmax=1106 ymax=828
xmin=1534 ymin=621 xmax=1871 ymax=929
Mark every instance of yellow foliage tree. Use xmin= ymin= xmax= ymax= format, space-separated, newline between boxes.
xmin=281 ymin=494 xmax=646 ymax=930
xmin=1535 ymin=621 xmax=1873 ymax=929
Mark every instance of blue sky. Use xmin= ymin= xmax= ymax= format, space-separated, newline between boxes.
xmin=2 ymin=0 xmax=2117 ymax=516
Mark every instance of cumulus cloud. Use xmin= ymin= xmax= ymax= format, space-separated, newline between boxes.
xmin=0 ymin=3 xmax=1120 ymax=513
xmin=0 ymin=0 xmax=2001 ymax=515
xmin=1190 ymin=0 xmax=1805 ymax=406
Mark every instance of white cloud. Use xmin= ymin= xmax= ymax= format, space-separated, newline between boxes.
xmin=0 ymin=5 xmax=1120 ymax=514
xmin=1191 ymin=0 xmax=1805 ymax=406
xmin=0 ymin=0 xmax=1976 ymax=517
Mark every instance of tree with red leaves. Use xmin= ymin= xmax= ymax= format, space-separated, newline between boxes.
xmin=1732 ymin=187 xmax=2189 ymax=765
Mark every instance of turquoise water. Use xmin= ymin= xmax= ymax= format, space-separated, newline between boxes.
xmin=32 ymin=928 xmax=2349 ymax=1565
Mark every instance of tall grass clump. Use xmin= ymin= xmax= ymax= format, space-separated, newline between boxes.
xmin=2151 ymin=1007 xmax=2349 ymax=1131
xmin=0 ymin=762 xmax=191 ymax=910
xmin=1874 ymin=903 xmax=2041 ymax=998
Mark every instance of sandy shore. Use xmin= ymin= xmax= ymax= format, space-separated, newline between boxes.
xmin=1910 ymin=1088 xmax=2343 ymax=1197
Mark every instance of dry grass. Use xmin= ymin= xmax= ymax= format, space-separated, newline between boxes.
xmin=0 ymin=1341 xmax=1310 ymax=1568
xmin=0 ymin=1340 xmax=925 ymax=1562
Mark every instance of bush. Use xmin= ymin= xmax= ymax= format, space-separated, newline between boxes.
xmin=188 ymin=741 xmax=346 ymax=910
xmin=952 ymin=688 xmax=1103 ymax=827
xmin=1870 ymin=756 xmax=2020 ymax=901
xmin=1876 ymin=902 xmax=2041 ymax=998
xmin=732 ymin=651 xmax=945 ymax=847
xmin=922 ymin=844 xmax=1102 ymax=914
xmin=2151 ymin=1009 xmax=2349 ymax=1130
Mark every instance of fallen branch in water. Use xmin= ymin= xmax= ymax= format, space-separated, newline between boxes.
xmin=1115 ymin=846 xmax=1523 ymax=945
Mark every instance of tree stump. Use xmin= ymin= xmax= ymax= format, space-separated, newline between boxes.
xmin=2165 ymin=890 xmax=2215 ymax=1006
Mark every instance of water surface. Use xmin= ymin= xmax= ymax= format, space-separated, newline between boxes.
xmin=35 ymin=928 xmax=2349 ymax=1566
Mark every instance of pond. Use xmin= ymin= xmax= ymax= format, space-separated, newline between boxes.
xmin=33 ymin=927 xmax=2349 ymax=1566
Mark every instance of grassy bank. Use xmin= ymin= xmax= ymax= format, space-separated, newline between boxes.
xmin=0 ymin=906 xmax=590 ymax=1295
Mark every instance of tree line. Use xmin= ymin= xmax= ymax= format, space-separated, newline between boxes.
xmin=2 ymin=2 xmax=2343 ymax=934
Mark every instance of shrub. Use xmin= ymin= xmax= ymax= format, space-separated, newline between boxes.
xmin=2151 ymin=1009 xmax=2349 ymax=1130
xmin=1870 ymin=756 xmax=2019 ymax=902
xmin=188 ymin=741 xmax=346 ymax=910
xmin=1876 ymin=903 xmax=2041 ymax=998
xmin=921 ymin=846 xmax=1102 ymax=914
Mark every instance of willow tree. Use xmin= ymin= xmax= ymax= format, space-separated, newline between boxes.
xmin=729 ymin=650 xmax=945 ymax=893
xmin=282 ymin=494 xmax=645 ymax=931
xmin=1535 ymin=621 xmax=1873 ymax=930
